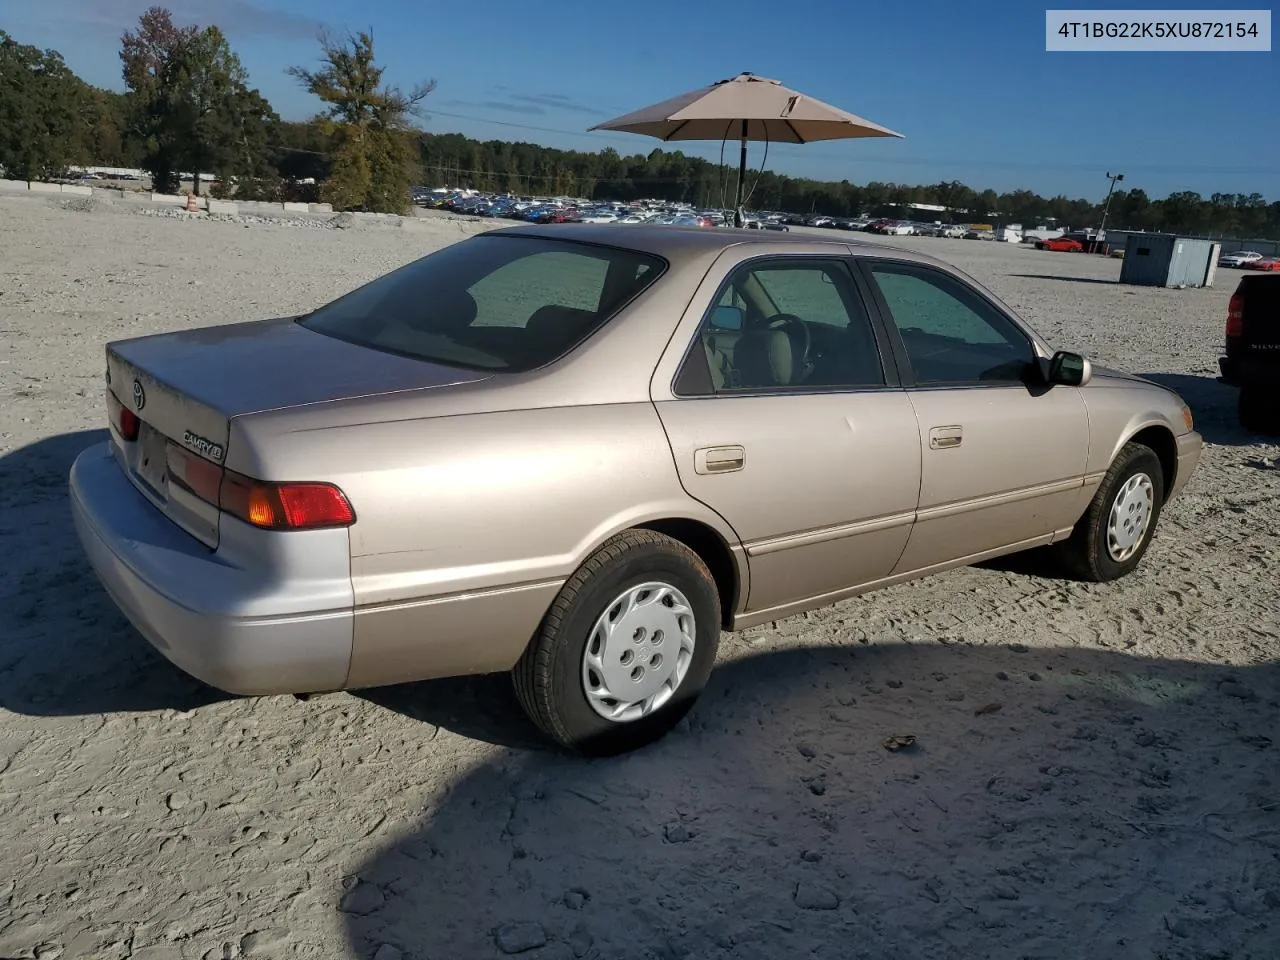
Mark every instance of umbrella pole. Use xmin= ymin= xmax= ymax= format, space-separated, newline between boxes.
xmin=734 ymin=119 xmax=747 ymax=228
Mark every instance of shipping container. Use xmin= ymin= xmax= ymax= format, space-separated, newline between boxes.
xmin=1119 ymin=234 xmax=1219 ymax=288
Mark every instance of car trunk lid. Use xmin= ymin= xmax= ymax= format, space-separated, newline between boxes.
xmin=105 ymin=317 xmax=493 ymax=549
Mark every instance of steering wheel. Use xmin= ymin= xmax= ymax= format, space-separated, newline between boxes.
xmin=764 ymin=314 xmax=812 ymax=381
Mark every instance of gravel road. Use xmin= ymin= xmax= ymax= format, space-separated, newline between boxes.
xmin=1 ymin=194 xmax=1277 ymax=960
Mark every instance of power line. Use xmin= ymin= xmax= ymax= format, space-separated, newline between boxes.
xmin=268 ymin=112 xmax=1277 ymax=194
xmin=420 ymin=108 xmax=1279 ymax=179
xmin=424 ymin=109 xmax=643 ymax=146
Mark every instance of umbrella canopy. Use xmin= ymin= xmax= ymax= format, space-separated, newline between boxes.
xmin=589 ymin=71 xmax=903 ymax=144
xmin=590 ymin=72 xmax=903 ymax=226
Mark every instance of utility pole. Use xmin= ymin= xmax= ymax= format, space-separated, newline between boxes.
xmin=1097 ymin=171 xmax=1125 ymax=250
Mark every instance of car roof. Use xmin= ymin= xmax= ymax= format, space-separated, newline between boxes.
xmin=489 ymin=222 xmax=953 ymax=270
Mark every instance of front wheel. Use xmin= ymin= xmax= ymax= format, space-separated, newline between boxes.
xmin=1054 ymin=442 xmax=1165 ymax=582
xmin=513 ymin=530 xmax=721 ymax=757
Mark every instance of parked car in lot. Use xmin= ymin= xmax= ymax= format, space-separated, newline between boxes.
xmin=1218 ymin=250 xmax=1264 ymax=268
xmin=867 ymin=220 xmax=913 ymax=236
xmin=70 ymin=225 xmax=1203 ymax=756
xmin=1243 ymin=257 xmax=1280 ymax=272
xmin=1219 ymin=273 xmax=1280 ymax=433
xmin=1037 ymin=235 xmax=1085 ymax=252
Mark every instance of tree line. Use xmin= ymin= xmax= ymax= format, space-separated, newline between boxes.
xmin=0 ymin=8 xmax=430 ymax=211
xmin=1 ymin=13 xmax=1277 ymax=237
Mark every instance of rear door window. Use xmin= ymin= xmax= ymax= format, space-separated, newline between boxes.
xmin=681 ymin=258 xmax=886 ymax=393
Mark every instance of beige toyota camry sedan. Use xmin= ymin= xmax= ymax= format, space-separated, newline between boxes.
xmin=70 ymin=224 xmax=1202 ymax=756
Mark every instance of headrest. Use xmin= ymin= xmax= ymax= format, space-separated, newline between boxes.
xmin=425 ymin=289 xmax=478 ymax=334
xmin=525 ymin=304 xmax=598 ymax=339
xmin=734 ymin=327 xmax=794 ymax=387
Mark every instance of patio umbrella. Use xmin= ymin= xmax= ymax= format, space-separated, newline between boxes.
xmin=589 ymin=72 xmax=903 ymax=226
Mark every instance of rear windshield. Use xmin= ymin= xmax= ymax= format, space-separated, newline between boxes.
xmin=299 ymin=235 xmax=666 ymax=372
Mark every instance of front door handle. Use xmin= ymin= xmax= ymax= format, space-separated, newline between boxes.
xmin=694 ymin=445 xmax=745 ymax=474
xmin=928 ymin=425 xmax=963 ymax=450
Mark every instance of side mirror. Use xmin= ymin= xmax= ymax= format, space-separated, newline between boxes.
xmin=709 ymin=305 xmax=744 ymax=331
xmin=1047 ymin=350 xmax=1092 ymax=387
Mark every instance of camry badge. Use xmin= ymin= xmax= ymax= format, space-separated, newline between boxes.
xmin=183 ymin=430 xmax=226 ymax=462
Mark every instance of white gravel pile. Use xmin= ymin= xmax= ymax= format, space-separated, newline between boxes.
xmin=0 ymin=194 xmax=1276 ymax=960
xmin=137 ymin=207 xmax=341 ymax=230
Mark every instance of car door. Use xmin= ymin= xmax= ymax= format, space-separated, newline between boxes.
xmin=653 ymin=254 xmax=922 ymax=619
xmin=856 ymin=257 xmax=1091 ymax=574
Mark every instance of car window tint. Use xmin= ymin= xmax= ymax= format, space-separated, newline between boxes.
xmin=299 ymin=236 xmax=664 ymax=372
xmin=867 ymin=263 xmax=1034 ymax=384
xmin=752 ymin=267 xmax=850 ymax=327
xmin=690 ymin=259 xmax=885 ymax=393
xmin=469 ymin=251 xmax=607 ymax=327
xmin=716 ymin=284 xmax=746 ymax=311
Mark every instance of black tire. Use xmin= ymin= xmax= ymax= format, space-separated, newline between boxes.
xmin=1055 ymin=442 xmax=1165 ymax=583
xmin=1238 ymin=386 xmax=1280 ymax=435
xmin=512 ymin=530 xmax=721 ymax=757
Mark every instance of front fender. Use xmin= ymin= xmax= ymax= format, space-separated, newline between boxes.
xmin=1081 ymin=377 xmax=1190 ymax=480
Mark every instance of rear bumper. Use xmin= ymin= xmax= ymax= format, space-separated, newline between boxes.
xmin=1169 ymin=430 xmax=1203 ymax=502
xmin=69 ymin=441 xmax=354 ymax=696
xmin=1220 ymin=354 xmax=1280 ymax=388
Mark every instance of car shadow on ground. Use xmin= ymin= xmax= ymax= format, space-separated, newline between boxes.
xmin=0 ymin=430 xmax=232 ymax=716
xmin=340 ymin=642 xmax=1280 ymax=960
xmin=1136 ymin=372 xmax=1266 ymax=447
xmin=972 ymin=544 xmax=1066 ymax=580
xmin=356 ymin=674 xmax=554 ymax=752
xmin=1009 ymin=273 xmax=1118 ymax=286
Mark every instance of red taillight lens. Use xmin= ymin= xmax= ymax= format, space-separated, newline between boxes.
xmin=219 ymin=470 xmax=355 ymax=531
xmin=118 ymin=407 xmax=140 ymax=442
xmin=1226 ymin=293 xmax=1243 ymax=338
xmin=171 ymin=448 xmax=355 ymax=532
xmin=274 ymin=483 xmax=357 ymax=529
xmin=107 ymin=390 xmax=140 ymax=441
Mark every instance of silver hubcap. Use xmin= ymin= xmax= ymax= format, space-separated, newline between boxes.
xmin=582 ymin=581 xmax=696 ymax=724
xmin=1107 ymin=472 xmax=1154 ymax=562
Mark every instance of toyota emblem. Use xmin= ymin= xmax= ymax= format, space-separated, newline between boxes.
xmin=132 ymin=379 xmax=146 ymax=411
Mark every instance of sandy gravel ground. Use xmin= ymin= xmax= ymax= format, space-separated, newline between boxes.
xmin=1 ymin=194 xmax=1277 ymax=960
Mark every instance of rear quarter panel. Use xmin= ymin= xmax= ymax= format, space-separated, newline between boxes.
xmin=343 ymin=403 xmax=725 ymax=596
xmin=235 ymin=400 xmax=741 ymax=687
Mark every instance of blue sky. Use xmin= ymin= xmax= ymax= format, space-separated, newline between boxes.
xmin=3 ymin=0 xmax=1277 ymax=200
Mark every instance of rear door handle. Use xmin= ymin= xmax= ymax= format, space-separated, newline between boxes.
xmin=694 ymin=445 xmax=745 ymax=474
xmin=928 ymin=425 xmax=963 ymax=450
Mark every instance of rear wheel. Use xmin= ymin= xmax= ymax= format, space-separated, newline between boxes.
xmin=513 ymin=530 xmax=721 ymax=757
xmin=1238 ymin=386 xmax=1280 ymax=435
xmin=1055 ymin=442 xmax=1164 ymax=582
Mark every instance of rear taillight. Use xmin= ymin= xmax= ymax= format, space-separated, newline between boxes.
xmin=107 ymin=390 xmax=140 ymax=442
xmin=171 ymin=446 xmax=355 ymax=531
xmin=1226 ymin=292 xmax=1243 ymax=338
xmin=218 ymin=470 xmax=355 ymax=531
xmin=119 ymin=407 xmax=140 ymax=442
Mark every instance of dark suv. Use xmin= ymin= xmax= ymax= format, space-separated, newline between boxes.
xmin=1219 ymin=274 xmax=1280 ymax=433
